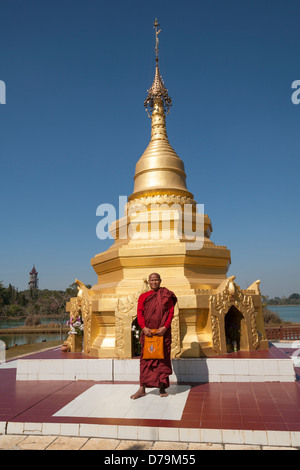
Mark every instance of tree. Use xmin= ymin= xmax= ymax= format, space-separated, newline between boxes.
xmin=6 ymin=304 xmax=24 ymax=317
xmin=65 ymin=283 xmax=78 ymax=298
xmin=50 ymin=292 xmax=70 ymax=339
xmin=0 ymin=282 xmax=10 ymax=308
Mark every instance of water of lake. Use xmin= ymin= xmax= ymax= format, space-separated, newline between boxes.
xmin=0 ymin=317 xmax=64 ymax=328
xmin=0 ymin=332 xmax=68 ymax=348
xmin=267 ymin=305 xmax=300 ymax=323
xmin=0 ymin=317 xmax=68 ymax=348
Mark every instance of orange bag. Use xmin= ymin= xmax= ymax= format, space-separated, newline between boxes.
xmin=143 ymin=329 xmax=164 ymax=359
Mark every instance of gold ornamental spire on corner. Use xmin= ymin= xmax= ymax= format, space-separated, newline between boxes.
xmin=129 ymin=19 xmax=194 ymax=202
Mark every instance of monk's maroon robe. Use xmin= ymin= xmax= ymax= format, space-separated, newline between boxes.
xmin=137 ymin=287 xmax=177 ymax=389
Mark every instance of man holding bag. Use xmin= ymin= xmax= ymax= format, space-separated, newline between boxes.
xmin=130 ymin=273 xmax=177 ymax=399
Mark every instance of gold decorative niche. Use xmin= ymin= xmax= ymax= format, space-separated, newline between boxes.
xmin=64 ymin=20 xmax=268 ymax=358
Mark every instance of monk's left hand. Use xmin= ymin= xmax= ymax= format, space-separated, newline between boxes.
xmin=157 ymin=326 xmax=167 ymax=336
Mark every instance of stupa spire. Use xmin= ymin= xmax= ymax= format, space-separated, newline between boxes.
xmin=144 ymin=18 xmax=172 ymax=118
xmin=129 ymin=19 xmax=193 ymax=201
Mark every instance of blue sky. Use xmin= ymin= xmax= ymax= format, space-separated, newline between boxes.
xmin=0 ymin=0 xmax=299 ymax=298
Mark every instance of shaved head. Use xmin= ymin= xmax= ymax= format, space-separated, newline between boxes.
xmin=148 ymin=273 xmax=161 ymax=280
xmin=148 ymin=273 xmax=162 ymax=291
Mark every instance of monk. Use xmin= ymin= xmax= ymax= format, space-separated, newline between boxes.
xmin=130 ymin=273 xmax=177 ymax=399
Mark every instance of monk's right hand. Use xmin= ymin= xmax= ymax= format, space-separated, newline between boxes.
xmin=143 ymin=327 xmax=153 ymax=337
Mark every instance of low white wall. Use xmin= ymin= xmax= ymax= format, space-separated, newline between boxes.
xmin=16 ymin=356 xmax=296 ymax=383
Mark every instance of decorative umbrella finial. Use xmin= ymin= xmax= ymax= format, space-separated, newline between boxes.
xmin=144 ymin=19 xmax=172 ymax=117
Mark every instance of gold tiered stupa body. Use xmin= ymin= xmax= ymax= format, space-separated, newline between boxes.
xmin=66 ymin=20 xmax=268 ymax=357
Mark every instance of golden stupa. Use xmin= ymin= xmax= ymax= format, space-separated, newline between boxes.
xmin=65 ymin=20 xmax=268 ymax=358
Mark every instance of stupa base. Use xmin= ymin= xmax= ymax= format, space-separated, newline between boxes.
xmin=16 ymin=344 xmax=295 ymax=383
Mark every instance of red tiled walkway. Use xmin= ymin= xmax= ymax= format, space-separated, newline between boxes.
xmin=1 ymin=361 xmax=299 ymax=433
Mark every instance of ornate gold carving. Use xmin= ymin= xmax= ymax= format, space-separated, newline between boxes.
xmin=115 ymin=316 xmax=125 ymax=352
xmin=118 ymin=296 xmax=135 ymax=314
xmin=171 ymin=303 xmax=181 ymax=358
xmin=246 ymin=279 xmax=261 ymax=295
xmin=115 ymin=298 xmax=136 ymax=358
xmin=64 ymin=297 xmax=81 ymax=352
xmin=126 ymin=194 xmax=196 ymax=213
xmin=209 ymin=276 xmax=259 ymax=354
xmin=250 ymin=310 xmax=259 ymax=348
xmin=211 ymin=315 xmax=221 ymax=352
xmin=69 ymin=279 xmax=95 ymax=354
xmin=115 ymin=278 xmax=149 ymax=358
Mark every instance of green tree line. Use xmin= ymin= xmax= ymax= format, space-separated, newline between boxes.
xmin=262 ymin=293 xmax=300 ymax=306
xmin=1 ymin=282 xmax=297 ymax=326
xmin=0 ymin=281 xmax=81 ymax=319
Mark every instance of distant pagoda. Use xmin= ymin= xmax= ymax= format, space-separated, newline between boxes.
xmin=28 ymin=265 xmax=38 ymax=290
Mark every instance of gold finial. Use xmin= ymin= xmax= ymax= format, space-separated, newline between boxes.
xmin=154 ymin=18 xmax=161 ymax=63
xmin=144 ymin=19 xmax=172 ymax=117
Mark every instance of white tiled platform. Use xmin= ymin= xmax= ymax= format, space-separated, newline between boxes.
xmin=16 ymin=356 xmax=296 ymax=382
xmin=0 ymin=360 xmax=18 ymax=369
xmin=273 ymin=342 xmax=300 ymax=367
xmin=53 ymin=384 xmax=191 ymax=420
